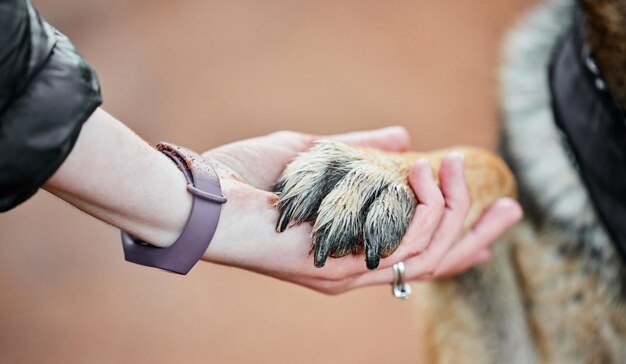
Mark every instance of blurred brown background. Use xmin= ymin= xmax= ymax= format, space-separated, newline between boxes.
xmin=1 ymin=1 xmax=532 ymax=363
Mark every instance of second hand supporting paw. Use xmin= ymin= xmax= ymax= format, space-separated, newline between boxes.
xmin=275 ymin=140 xmax=516 ymax=270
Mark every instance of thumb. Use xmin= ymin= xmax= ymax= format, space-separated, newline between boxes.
xmin=323 ymin=126 xmax=410 ymax=152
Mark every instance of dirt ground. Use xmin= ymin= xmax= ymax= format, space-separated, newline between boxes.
xmin=0 ymin=0 xmax=532 ymax=362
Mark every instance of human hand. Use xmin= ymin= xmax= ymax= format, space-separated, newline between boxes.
xmin=201 ymin=129 xmax=522 ymax=294
xmin=204 ymin=128 xmax=409 ymax=190
xmin=346 ymin=156 xmax=522 ymax=290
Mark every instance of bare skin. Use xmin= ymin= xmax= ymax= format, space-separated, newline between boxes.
xmin=275 ymin=141 xmax=517 ymax=269
xmin=43 ymin=108 xmax=522 ymax=293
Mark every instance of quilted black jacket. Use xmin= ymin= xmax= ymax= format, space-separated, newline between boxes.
xmin=0 ymin=0 xmax=102 ymax=211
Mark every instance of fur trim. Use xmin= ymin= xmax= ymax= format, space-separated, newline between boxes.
xmin=500 ymin=0 xmax=622 ymax=280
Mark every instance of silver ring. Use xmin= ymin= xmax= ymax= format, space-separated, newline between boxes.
xmin=392 ymin=262 xmax=412 ymax=300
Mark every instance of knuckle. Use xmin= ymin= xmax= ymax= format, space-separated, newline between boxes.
xmin=314 ymin=282 xmax=346 ymax=296
xmin=430 ymin=192 xmax=445 ymax=210
xmin=449 ymin=194 xmax=470 ymax=214
xmin=321 ymin=269 xmax=347 ymax=282
xmin=456 ymin=195 xmax=471 ymax=210
xmin=406 ymin=240 xmax=428 ymax=256
xmin=417 ymin=263 xmax=438 ymax=279
xmin=421 ymin=192 xmax=444 ymax=213
xmin=271 ymin=130 xmax=314 ymax=149
xmin=413 ymin=242 xmax=429 ymax=256
xmin=324 ymin=288 xmax=343 ymax=296
xmin=418 ymin=269 xmax=436 ymax=279
xmin=311 ymin=285 xmax=332 ymax=295
xmin=271 ymin=130 xmax=299 ymax=139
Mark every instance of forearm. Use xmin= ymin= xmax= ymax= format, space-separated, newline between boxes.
xmin=43 ymin=108 xmax=192 ymax=247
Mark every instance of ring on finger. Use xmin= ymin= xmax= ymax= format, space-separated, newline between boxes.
xmin=392 ymin=262 xmax=412 ymax=300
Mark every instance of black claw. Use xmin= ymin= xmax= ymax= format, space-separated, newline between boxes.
xmin=274 ymin=143 xmax=358 ymax=235
xmin=276 ymin=202 xmax=294 ymax=232
xmin=274 ymin=141 xmax=419 ymax=270
xmin=314 ymin=240 xmax=331 ymax=268
xmin=364 ymin=184 xmax=416 ymax=262
xmin=272 ymin=179 xmax=286 ymax=194
xmin=365 ymin=241 xmax=380 ymax=270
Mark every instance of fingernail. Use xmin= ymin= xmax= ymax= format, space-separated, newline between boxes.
xmin=414 ymin=158 xmax=429 ymax=168
xmin=413 ymin=159 xmax=432 ymax=177
xmin=497 ymin=197 xmax=518 ymax=207
xmin=383 ymin=125 xmax=402 ymax=131
xmin=448 ymin=151 xmax=465 ymax=161
xmin=375 ymin=126 xmax=399 ymax=135
xmin=496 ymin=197 xmax=524 ymax=218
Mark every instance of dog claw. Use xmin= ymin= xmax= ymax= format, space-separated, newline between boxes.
xmin=314 ymin=239 xmax=331 ymax=268
xmin=364 ymin=183 xmax=416 ymax=260
xmin=273 ymin=142 xmax=356 ymax=231
xmin=276 ymin=208 xmax=292 ymax=232
xmin=275 ymin=141 xmax=416 ymax=269
xmin=365 ymin=242 xmax=381 ymax=270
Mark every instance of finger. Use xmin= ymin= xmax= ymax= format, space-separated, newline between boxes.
xmin=324 ymin=126 xmax=410 ymax=152
xmin=339 ymin=261 xmax=402 ymax=289
xmin=422 ymin=248 xmax=492 ymax=281
xmin=434 ymin=198 xmax=522 ymax=276
xmin=455 ymin=248 xmax=492 ymax=274
xmin=309 ymin=159 xmax=442 ymax=279
xmin=337 ymin=196 xmax=521 ymax=287
xmin=470 ymin=249 xmax=492 ymax=265
xmin=405 ymin=152 xmax=468 ymax=277
xmin=313 ymin=154 xmax=459 ymax=281
xmin=306 ymin=240 xmax=414 ymax=282
xmin=341 ymin=246 xmax=490 ymax=291
xmin=393 ymin=159 xmax=445 ymax=256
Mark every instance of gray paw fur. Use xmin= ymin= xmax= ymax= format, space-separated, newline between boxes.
xmin=274 ymin=141 xmax=416 ymax=269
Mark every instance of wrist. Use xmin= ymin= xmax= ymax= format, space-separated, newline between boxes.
xmin=128 ymin=150 xmax=193 ymax=248
xmin=199 ymin=178 xmax=278 ymax=265
xmin=43 ymin=109 xmax=192 ymax=248
xmin=122 ymin=142 xmax=226 ymax=274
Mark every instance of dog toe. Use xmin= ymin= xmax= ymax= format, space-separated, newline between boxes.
xmin=275 ymin=141 xmax=418 ymax=269
xmin=274 ymin=141 xmax=359 ymax=232
xmin=312 ymin=164 xmax=398 ymax=267
xmin=364 ymin=183 xmax=416 ymax=269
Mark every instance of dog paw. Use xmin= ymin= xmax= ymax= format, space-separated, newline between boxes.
xmin=274 ymin=141 xmax=416 ymax=269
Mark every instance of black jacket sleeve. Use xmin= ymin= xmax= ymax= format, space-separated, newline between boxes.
xmin=0 ymin=0 xmax=102 ymax=211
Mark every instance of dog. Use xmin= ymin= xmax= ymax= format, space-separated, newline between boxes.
xmin=274 ymin=0 xmax=626 ymax=362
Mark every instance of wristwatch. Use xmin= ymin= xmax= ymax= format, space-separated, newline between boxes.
xmin=121 ymin=142 xmax=227 ymax=274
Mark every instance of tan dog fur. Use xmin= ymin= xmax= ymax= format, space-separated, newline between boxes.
xmin=275 ymin=0 xmax=626 ymax=362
